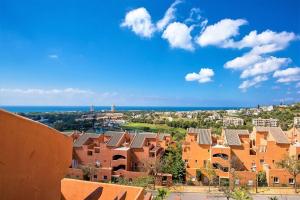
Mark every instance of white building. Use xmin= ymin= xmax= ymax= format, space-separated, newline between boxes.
xmin=223 ymin=117 xmax=244 ymax=127
xmin=294 ymin=117 xmax=300 ymax=127
xmin=252 ymin=118 xmax=279 ymax=127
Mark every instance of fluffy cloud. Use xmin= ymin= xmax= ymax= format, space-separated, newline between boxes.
xmin=162 ymin=22 xmax=194 ymax=50
xmin=121 ymin=7 xmax=155 ymax=38
xmin=156 ymin=0 xmax=182 ymax=31
xmin=185 ymin=68 xmax=214 ymax=83
xmin=196 ymin=19 xmax=247 ymax=47
xmin=231 ymin=30 xmax=297 ymax=53
xmin=273 ymin=67 xmax=300 ymax=83
xmin=240 ymin=57 xmax=290 ymax=78
xmin=239 ymin=75 xmax=268 ymax=91
xmin=224 ymin=53 xmax=262 ymax=70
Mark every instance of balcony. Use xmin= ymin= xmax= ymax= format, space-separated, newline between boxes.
xmin=212 ymin=163 xmax=229 ymax=172
xmin=111 ymin=159 xmax=127 ymax=168
xmin=112 ymin=165 xmax=126 ymax=172
xmin=211 ymin=157 xmax=229 ymax=167
xmin=212 ymin=153 xmax=228 ymax=160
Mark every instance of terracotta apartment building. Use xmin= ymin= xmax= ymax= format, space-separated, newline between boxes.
xmin=67 ymin=130 xmax=172 ymax=184
xmin=182 ymin=127 xmax=300 ymax=187
xmin=0 ymin=109 xmax=151 ymax=200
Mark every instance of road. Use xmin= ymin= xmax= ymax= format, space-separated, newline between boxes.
xmin=166 ymin=193 xmax=300 ymax=200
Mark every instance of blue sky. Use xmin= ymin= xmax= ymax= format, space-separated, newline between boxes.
xmin=0 ymin=0 xmax=299 ymax=106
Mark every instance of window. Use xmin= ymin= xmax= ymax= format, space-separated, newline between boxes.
xmin=195 ymin=160 xmax=198 ymax=164
xmin=273 ymin=177 xmax=279 ymax=184
xmin=95 ymin=148 xmax=100 ymax=153
xmin=103 ymin=175 xmax=107 ymax=180
xmin=235 ymin=179 xmax=240 ymax=185
xmin=87 ymin=151 xmax=93 ymax=156
xmin=93 ymin=175 xmax=97 ymax=179
xmin=248 ymin=180 xmax=253 ymax=186
xmin=260 ymin=159 xmax=264 ymax=164
xmin=289 ymin=178 xmax=295 ymax=185
xmin=184 ymin=159 xmax=188 ymax=163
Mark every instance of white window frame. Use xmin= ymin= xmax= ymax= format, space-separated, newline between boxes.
xmin=289 ymin=178 xmax=295 ymax=185
xmin=273 ymin=177 xmax=279 ymax=184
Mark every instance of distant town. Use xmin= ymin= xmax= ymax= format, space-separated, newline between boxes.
xmin=0 ymin=103 xmax=294 ymax=200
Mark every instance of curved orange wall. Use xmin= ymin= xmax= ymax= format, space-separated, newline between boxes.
xmin=0 ymin=110 xmax=72 ymax=200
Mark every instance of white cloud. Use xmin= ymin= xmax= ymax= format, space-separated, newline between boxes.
xmin=185 ymin=68 xmax=214 ymax=83
xmin=196 ymin=18 xmax=247 ymax=47
xmin=239 ymin=75 xmax=268 ymax=91
xmin=162 ymin=22 xmax=194 ymax=50
xmin=0 ymin=88 xmax=121 ymax=106
xmin=121 ymin=7 xmax=155 ymax=38
xmin=48 ymin=54 xmax=58 ymax=59
xmin=156 ymin=0 xmax=182 ymax=31
xmin=224 ymin=53 xmax=262 ymax=70
xmin=273 ymin=67 xmax=300 ymax=83
xmin=0 ymin=88 xmax=94 ymax=95
xmin=231 ymin=30 xmax=297 ymax=53
xmin=185 ymin=8 xmax=202 ymax=24
xmin=297 ymin=82 xmax=300 ymax=88
xmin=240 ymin=57 xmax=290 ymax=78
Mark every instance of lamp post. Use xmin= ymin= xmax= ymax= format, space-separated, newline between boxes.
xmin=251 ymin=165 xmax=258 ymax=193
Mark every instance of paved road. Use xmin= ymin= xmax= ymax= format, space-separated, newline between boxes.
xmin=166 ymin=193 xmax=300 ymax=200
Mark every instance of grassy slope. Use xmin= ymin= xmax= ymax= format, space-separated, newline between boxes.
xmin=122 ymin=122 xmax=186 ymax=141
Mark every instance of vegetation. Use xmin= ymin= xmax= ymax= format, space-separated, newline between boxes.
xmin=258 ymin=171 xmax=267 ymax=187
xmin=276 ymin=155 xmax=300 ymax=193
xmin=268 ymin=197 xmax=279 ymax=200
xmin=201 ymin=161 xmax=217 ymax=192
xmin=231 ymin=187 xmax=253 ymax=200
xmin=154 ymin=188 xmax=170 ymax=200
xmin=161 ymin=144 xmax=186 ymax=183
xmin=81 ymin=164 xmax=97 ymax=181
xmin=122 ymin=122 xmax=186 ymax=141
xmin=117 ymin=176 xmax=154 ymax=188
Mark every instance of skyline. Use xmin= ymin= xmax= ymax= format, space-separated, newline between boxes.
xmin=0 ymin=0 xmax=300 ymax=106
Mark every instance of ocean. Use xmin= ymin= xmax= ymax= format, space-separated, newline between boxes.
xmin=0 ymin=106 xmax=243 ymax=113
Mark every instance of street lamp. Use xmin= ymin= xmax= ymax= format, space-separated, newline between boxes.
xmin=251 ymin=165 xmax=258 ymax=193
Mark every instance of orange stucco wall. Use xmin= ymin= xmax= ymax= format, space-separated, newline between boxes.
xmin=182 ymin=133 xmax=211 ymax=179
xmin=0 ymin=110 xmax=72 ymax=200
xmin=61 ymin=178 xmax=145 ymax=200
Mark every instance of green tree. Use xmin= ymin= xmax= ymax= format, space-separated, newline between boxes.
xmin=258 ymin=171 xmax=267 ymax=187
xmin=161 ymin=145 xmax=186 ymax=183
xmin=81 ymin=164 xmax=97 ymax=181
xmin=276 ymin=155 xmax=300 ymax=193
xmin=154 ymin=188 xmax=169 ymax=200
xmin=202 ymin=161 xmax=217 ymax=192
xmin=231 ymin=187 xmax=253 ymax=200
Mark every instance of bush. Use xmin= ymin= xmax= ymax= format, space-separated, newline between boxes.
xmin=258 ymin=171 xmax=267 ymax=187
xmin=196 ymin=170 xmax=202 ymax=181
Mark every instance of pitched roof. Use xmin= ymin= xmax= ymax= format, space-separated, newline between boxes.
xmin=130 ymin=132 xmax=157 ymax=148
xmin=104 ymin=131 xmax=125 ymax=147
xmin=158 ymin=133 xmax=170 ymax=141
xmin=224 ymin=129 xmax=249 ymax=146
xmin=74 ymin=133 xmax=99 ymax=148
xmin=187 ymin=128 xmax=212 ymax=145
xmin=255 ymin=126 xmax=289 ymax=144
